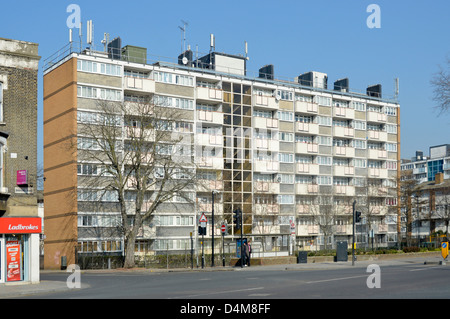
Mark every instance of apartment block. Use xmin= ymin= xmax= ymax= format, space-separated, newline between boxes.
xmin=43 ymin=37 xmax=400 ymax=268
xmin=400 ymin=145 xmax=450 ymax=242
xmin=0 ymin=38 xmax=41 ymax=283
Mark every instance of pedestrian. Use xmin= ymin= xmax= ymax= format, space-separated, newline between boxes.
xmin=243 ymin=242 xmax=249 ymax=267
xmin=247 ymin=242 xmax=251 ymax=266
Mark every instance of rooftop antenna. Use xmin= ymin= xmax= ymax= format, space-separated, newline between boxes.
xmin=394 ymin=78 xmax=399 ymax=99
xmin=79 ymin=21 xmax=83 ymax=52
xmin=178 ymin=20 xmax=189 ymax=54
xmin=87 ymin=20 xmax=93 ymax=47
xmin=210 ymin=33 xmax=215 ymax=53
xmin=101 ymin=33 xmax=110 ymax=52
xmin=245 ymin=41 xmax=249 ymax=59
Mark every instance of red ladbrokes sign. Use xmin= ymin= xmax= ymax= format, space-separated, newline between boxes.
xmin=0 ymin=218 xmax=42 ymax=234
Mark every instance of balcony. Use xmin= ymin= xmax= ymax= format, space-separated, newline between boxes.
xmin=334 ymin=224 xmax=352 ymax=235
xmin=254 ymin=181 xmax=280 ymax=194
xmin=254 ymin=117 xmax=279 ymax=129
xmin=196 ymin=86 xmax=223 ymax=101
xmin=367 ymin=130 xmax=387 ymax=141
xmin=253 ymin=160 xmax=279 ymax=173
xmin=333 ymin=146 xmax=355 ymax=157
xmin=196 ymin=156 xmax=223 ymax=170
xmin=368 ymin=149 xmax=387 ymax=159
xmin=334 ymin=185 xmax=355 ymax=196
xmin=333 ymin=107 xmax=355 ymax=119
xmin=196 ymin=133 xmax=223 ymax=147
xmin=124 ymin=76 xmax=155 ymax=93
xmin=368 ymin=186 xmax=388 ymax=197
xmin=125 ymin=127 xmax=155 ymax=142
xmin=367 ymin=111 xmax=386 ymax=123
xmin=295 ymin=101 xmax=318 ymax=114
xmin=254 ymin=203 xmax=280 ymax=215
xmin=333 ymin=166 xmax=354 ymax=176
xmin=368 ymin=168 xmax=388 ymax=179
xmin=296 ymin=163 xmax=319 ymax=175
xmin=297 ymin=225 xmax=320 ymax=236
xmin=295 ymin=183 xmax=319 ymax=195
xmin=333 ymin=126 xmax=354 ymax=138
xmin=197 ymin=180 xmax=224 ymax=192
xmin=295 ymin=122 xmax=319 ymax=135
xmin=197 ymin=110 xmax=223 ymax=125
xmin=295 ymin=142 xmax=318 ymax=154
xmin=254 ymin=138 xmax=279 ymax=152
xmin=254 ymin=94 xmax=278 ymax=109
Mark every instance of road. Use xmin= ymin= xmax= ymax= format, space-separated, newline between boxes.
xmin=30 ymin=258 xmax=450 ymax=300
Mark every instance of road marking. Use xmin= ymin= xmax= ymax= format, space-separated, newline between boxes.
xmin=306 ymin=275 xmax=367 ymax=284
xmin=410 ymin=266 xmax=442 ymax=272
xmin=171 ymin=287 xmax=265 ymax=299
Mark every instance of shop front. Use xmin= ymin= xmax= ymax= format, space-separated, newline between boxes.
xmin=0 ymin=217 xmax=42 ymax=284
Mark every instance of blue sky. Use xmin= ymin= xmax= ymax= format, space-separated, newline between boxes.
xmin=1 ymin=0 xmax=449 ymax=165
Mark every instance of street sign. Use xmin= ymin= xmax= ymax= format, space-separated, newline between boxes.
xmin=199 ymin=213 xmax=208 ymax=223
xmin=441 ymin=242 xmax=448 ymax=260
xmin=221 ymin=223 xmax=226 ymax=234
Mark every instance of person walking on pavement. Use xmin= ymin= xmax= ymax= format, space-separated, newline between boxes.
xmin=244 ymin=242 xmax=249 ymax=267
xmin=247 ymin=241 xmax=251 ymax=266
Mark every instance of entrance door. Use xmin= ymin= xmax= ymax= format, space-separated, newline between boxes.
xmin=0 ymin=236 xmax=4 ymax=283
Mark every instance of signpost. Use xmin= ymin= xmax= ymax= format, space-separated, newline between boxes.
xmin=199 ymin=213 xmax=207 ymax=269
xmin=441 ymin=242 xmax=448 ymax=264
xmin=221 ymin=222 xmax=227 ymax=267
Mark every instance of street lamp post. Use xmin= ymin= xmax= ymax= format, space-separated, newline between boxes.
xmin=211 ymin=190 xmax=219 ymax=267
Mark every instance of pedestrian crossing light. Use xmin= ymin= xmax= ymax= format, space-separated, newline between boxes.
xmin=233 ymin=208 xmax=242 ymax=231
xmin=355 ymin=211 xmax=362 ymax=223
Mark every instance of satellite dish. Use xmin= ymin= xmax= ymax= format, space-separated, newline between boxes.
xmin=182 ymin=56 xmax=188 ymax=65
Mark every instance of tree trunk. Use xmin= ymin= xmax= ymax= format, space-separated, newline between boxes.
xmin=123 ymin=231 xmax=137 ymax=268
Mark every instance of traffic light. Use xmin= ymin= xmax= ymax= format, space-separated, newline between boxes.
xmin=355 ymin=211 xmax=362 ymax=223
xmin=233 ymin=208 xmax=241 ymax=230
xmin=198 ymin=226 xmax=206 ymax=236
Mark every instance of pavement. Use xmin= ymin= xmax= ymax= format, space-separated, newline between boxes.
xmin=0 ymin=252 xmax=445 ymax=299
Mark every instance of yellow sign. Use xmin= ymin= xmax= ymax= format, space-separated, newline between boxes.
xmin=441 ymin=242 xmax=448 ymax=260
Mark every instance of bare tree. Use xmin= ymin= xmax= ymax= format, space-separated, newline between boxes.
xmin=431 ymin=56 xmax=450 ymax=114
xmin=76 ymin=98 xmax=197 ymax=268
xmin=435 ymin=186 xmax=450 ymax=238
xmin=399 ymin=169 xmax=420 ymax=246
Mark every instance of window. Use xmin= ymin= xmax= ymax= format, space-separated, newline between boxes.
xmin=276 ymin=90 xmax=293 ymax=101
xmin=352 ymin=101 xmax=366 ymax=111
xmin=0 ymin=81 xmax=3 ymax=122
xmin=386 ymin=124 xmax=397 ymax=134
xmin=385 ymin=143 xmax=397 ymax=152
xmin=254 ymin=109 xmax=273 ymax=118
xmin=385 ymin=106 xmax=397 ymax=116
xmin=314 ymin=96 xmax=331 ymax=106
xmin=78 ymin=60 xmax=121 ymax=76
xmin=278 ymin=174 xmax=294 ymax=184
xmin=153 ymin=71 xmax=193 ymax=87
xmin=280 ymin=132 xmax=294 ymax=142
xmin=333 ymin=100 xmax=350 ymax=108
xmin=277 ymin=194 xmax=294 ymax=204
xmin=317 ymin=116 xmax=332 ymax=126
xmin=317 ymin=156 xmax=332 ymax=165
xmin=354 ymin=158 xmax=366 ymax=168
xmin=353 ymin=139 xmax=366 ymax=149
xmin=318 ymin=136 xmax=332 ymax=146
xmin=354 ymin=120 xmax=366 ymax=130
xmin=295 ymin=94 xmax=313 ymax=102
xmin=317 ymin=176 xmax=332 ymax=185
xmin=295 ymin=115 xmax=313 ymax=123
xmin=279 ymin=153 xmax=294 ymax=163
xmin=154 ymin=95 xmax=194 ymax=110
xmin=77 ymin=85 xmax=121 ymax=101
xmin=277 ymin=111 xmax=293 ymax=121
